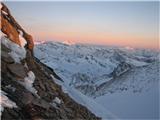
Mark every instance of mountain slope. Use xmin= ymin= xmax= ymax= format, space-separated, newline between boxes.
xmin=35 ymin=41 xmax=159 ymax=97
xmin=1 ymin=3 xmax=100 ymax=120
xmin=35 ymin=41 xmax=159 ymax=119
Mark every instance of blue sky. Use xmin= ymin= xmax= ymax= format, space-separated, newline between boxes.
xmin=5 ymin=1 xmax=159 ymax=49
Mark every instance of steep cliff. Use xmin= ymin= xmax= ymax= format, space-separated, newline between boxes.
xmin=1 ymin=3 xmax=100 ymax=120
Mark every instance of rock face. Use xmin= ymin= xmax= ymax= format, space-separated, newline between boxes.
xmin=1 ymin=3 xmax=100 ymax=120
xmin=1 ymin=15 xmax=20 ymax=45
xmin=7 ymin=63 xmax=28 ymax=79
xmin=1 ymin=2 xmax=34 ymax=50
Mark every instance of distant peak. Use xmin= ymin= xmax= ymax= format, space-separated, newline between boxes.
xmin=124 ymin=46 xmax=134 ymax=50
xmin=34 ymin=41 xmax=46 ymax=45
xmin=62 ymin=40 xmax=75 ymax=46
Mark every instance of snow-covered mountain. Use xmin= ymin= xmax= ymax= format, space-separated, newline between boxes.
xmin=35 ymin=41 xmax=159 ymax=97
xmin=35 ymin=41 xmax=159 ymax=119
xmin=3 ymin=1 xmax=159 ymax=119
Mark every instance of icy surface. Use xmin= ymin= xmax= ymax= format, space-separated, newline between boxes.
xmin=1 ymin=36 xmax=26 ymax=63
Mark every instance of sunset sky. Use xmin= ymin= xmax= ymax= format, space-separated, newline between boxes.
xmin=6 ymin=1 xmax=159 ymax=49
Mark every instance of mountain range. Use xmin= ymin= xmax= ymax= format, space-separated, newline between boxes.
xmin=35 ymin=41 xmax=159 ymax=119
xmin=1 ymin=2 xmax=159 ymax=119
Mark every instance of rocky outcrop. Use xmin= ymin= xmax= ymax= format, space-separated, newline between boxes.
xmin=1 ymin=15 xmax=20 ymax=45
xmin=1 ymin=2 xmax=100 ymax=120
xmin=1 ymin=2 xmax=34 ymax=50
xmin=7 ymin=63 xmax=28 ymax=79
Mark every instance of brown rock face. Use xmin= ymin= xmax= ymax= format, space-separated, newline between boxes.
xmin=1 ymin=14 xmax=21 ymax=46
xmin=1 ymin=2 xmax=34 ymax=51
xmin=23 ymin=32 xmax=34 ymax=50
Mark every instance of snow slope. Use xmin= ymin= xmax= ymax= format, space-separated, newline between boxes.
xmin=35 ymin=41 xmax=159 ymax=97
xmin=95 ymin=82 xmax=159 ymax=119
xmin=35 ymin=41 xmax=159 ymax=119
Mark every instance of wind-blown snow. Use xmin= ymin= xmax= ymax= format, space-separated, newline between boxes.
xmin=19 ymin=71 xmax=37 ymax=95
xmin=1 ymin=36 xmax=26 ymax=63
xmin=0 ymin=90 xmax=17 ymax=116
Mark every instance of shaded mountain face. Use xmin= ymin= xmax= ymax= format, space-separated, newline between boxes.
xmin=1 ymin=3 xmax=100 ymax=120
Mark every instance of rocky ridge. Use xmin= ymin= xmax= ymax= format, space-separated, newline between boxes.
xmin=1 ymin=3 xmax=100 ymax=120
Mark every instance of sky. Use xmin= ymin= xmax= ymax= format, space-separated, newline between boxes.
xmin=5 ymin=1 xmax=159 ymax=49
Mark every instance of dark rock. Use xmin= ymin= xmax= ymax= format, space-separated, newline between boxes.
xmin=1 ymin=51 xmax=14 ymax=63
xmin=23 ymin=32 xmax=34 ymax=50
xmin=7 ymin=63 xmax=28 ymax=79
xmin=1 ymin=44 xmax=11 ymax=53
xmin=21 ymin=92 xmax=35 ymax=105
xmin=32 ymin=99 xmax=50 ymax=110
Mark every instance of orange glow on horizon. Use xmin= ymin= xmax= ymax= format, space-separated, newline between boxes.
xmin=32 ymin=30 xmax=158 ymax=50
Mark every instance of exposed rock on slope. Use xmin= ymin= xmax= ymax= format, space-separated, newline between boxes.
xmin=1 ymin=3 xmax=100 ymax=120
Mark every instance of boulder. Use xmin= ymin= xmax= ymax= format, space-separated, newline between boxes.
xmin=7 ymin=63 xmax=28 ymax=79
xmin=21 ymin=92 xmax=50 ymax=109
xmin=32 ymin=99 xmax=51 ymax=110
xmin=21 ymin=92 xmax=34 ymax=105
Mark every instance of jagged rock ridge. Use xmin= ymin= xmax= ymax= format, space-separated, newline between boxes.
xmin=1 ymin=3 xmax=100 ymax=120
